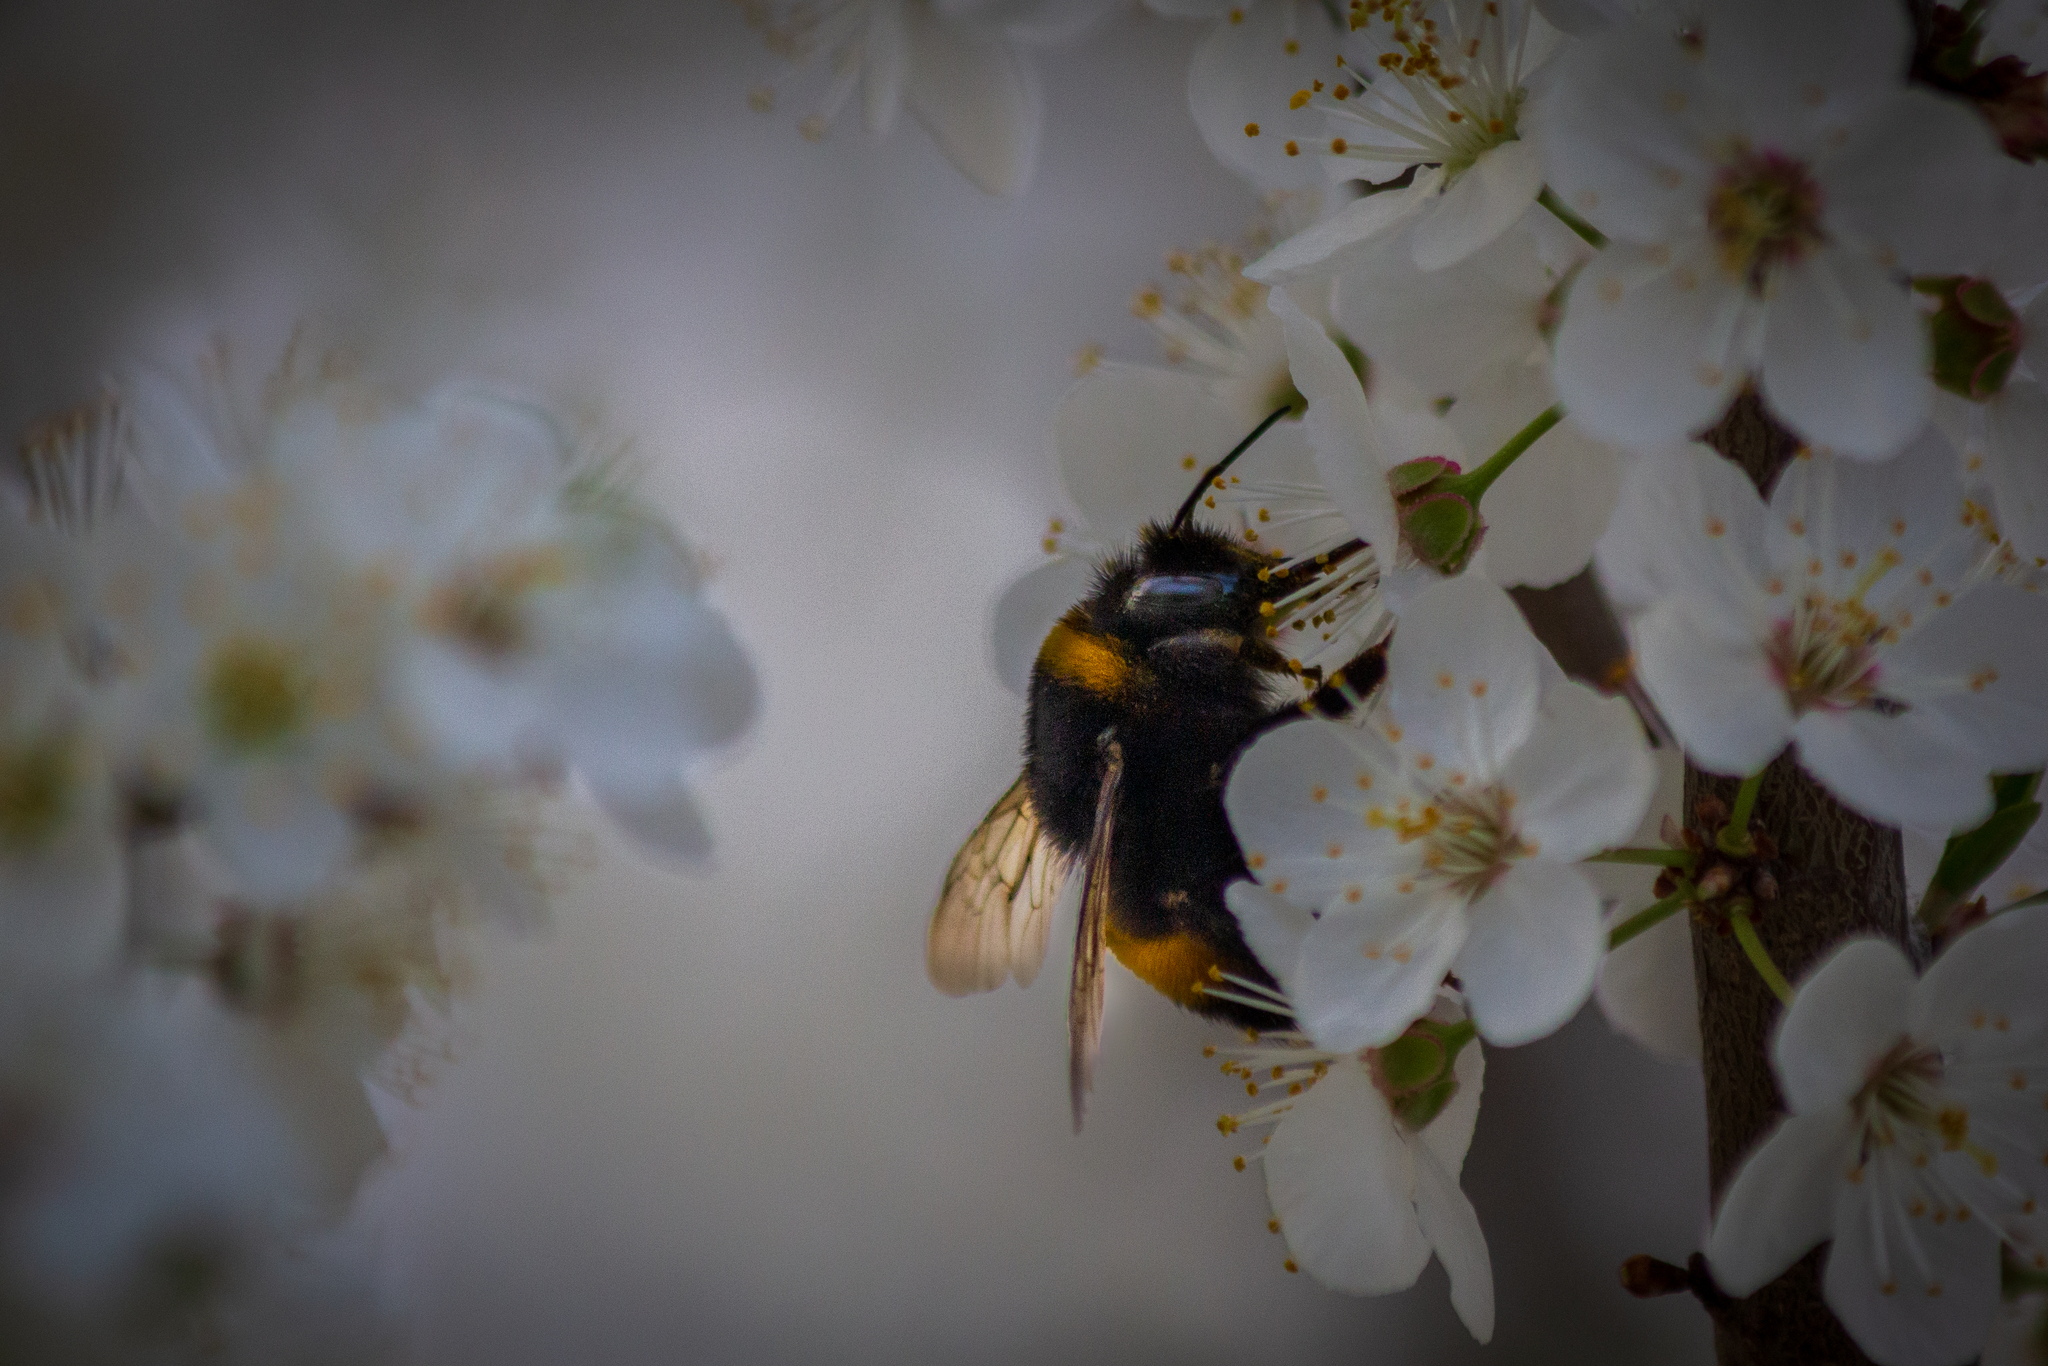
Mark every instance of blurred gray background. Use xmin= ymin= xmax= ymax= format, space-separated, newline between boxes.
xmin=0 ymin=3 xmax=1712 ymax=1362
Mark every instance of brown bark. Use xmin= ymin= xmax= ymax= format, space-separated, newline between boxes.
xmin=1688 ymin=394 xmax=1911 ymax=1366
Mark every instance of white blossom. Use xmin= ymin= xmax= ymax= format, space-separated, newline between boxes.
xmin=1246 ymin=0 xmax=1563 ymax=280
xmin=1535 ymin=0 xmax=2010 ymax=458
xmin=1225 ymin=572 xmax=1655 ymax=1048
xmin=1596 ymin=437 xmax=2048 ymax=830
xmin=1708 ymin=915 xmax=2048 ymax=1366
xmin=1207 ymin=978 xmax=1493 ymax=1340
xmin=739 ymin=0 xmax=1104 ymax=195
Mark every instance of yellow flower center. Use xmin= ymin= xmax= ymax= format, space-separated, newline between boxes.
xmin=1707 ymin=147 xmax=1826 ymax=292
xmin=205 ymin=635 xmax=311 ymax=753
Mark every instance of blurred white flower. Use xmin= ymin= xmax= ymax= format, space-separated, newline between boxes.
xmin=1596 ymin=437 xmax=2048 ymax=830
xmin=1536 ymin=0 xmax=2010 ymax=458
xmin=739 ymin=0 xmax=1103 ymax=194
xmin=1225 ymin=573 xmax=1654 ymax=1048
xmin=1707 ymin=916 xmax=2048 ymax=1366
xmin=1208 ymin=979 xmax=1492 ymax=1341
xmin=1247 ymin=0 xmax=1562 ymax=280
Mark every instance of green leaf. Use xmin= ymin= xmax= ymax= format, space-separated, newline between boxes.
xmin=1920 ymin=774 xmax=2044 ymax=932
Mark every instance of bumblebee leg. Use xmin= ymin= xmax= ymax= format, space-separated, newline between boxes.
xmin=1303 ymin=638 xmax=1389 ymax=719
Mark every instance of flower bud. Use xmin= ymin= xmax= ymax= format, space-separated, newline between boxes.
xmin=1399 ymin=491 xmax=1483 ymax=574
xmin=1918 ymin=275 xmax=2022 ymax=400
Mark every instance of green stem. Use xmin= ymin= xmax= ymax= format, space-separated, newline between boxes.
xmin=1586 ymin=847 xmax=1694 ymax=868
xmin=1609 ymin=885 xmax=1692 ymax=949
xmin=1440 ymin=402 xmax=1564 ymax=505
xmin=1537 ymin=185 xmax=1609 ymax=249
xmin=1717 ymin=770 xmax=1765 ymax=856
xmin=1729 ymin=904 xmax=1794 ymax=1006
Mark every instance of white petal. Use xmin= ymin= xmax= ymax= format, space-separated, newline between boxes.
xmin=1594 ymin=441 xmax=1772 ymax=624
xmin=201 ymin=762 xmax=353 ymax=902
xmin=903 ymin=7 xmax=1041 ymax=195
xmin=1455 ymin=860 xmax=1605 ymax=1045
xmin=397 ymin=637 xmax=545 ymax=770
xmin=1410 ymin=1137 xmax=1495 ymax=1342
xmin=1262 ymin=1061 xmax=1432 ymax=1295
xmin=1528 ymin=25 xmax=1717 ymax=244
xmin=1185 ymin=0 xmax=1346 ymax=192
xmin=1054 ymin=367 xmax=1243 ymax=542
xmin=1410 ymin=140 xmax=1545 ymax=272
xmin=1224 ymin=715 xmax=1412 ymax=912
xmin=1597 ymin=903 xmax=1701 ymax=1063
xmin=1699 ymin=0 xmax=1909 ymax=150
xmin=1981 ymin=817 xmax=2048 ymax=913
xmin=1758 ymin=248 xmax=1929 ymax=461
xmin=1986 ymin=380 xmax=2048 ymax=563
xmin=1474 ymin=404 xmax=1622 ymax=590
xmin=553 ymin=594 xmax=759 ymax=790
xmin=1632 ymin=599 xmax=1791 ymax=777
xmin=989 ymin=555 xmax=1096 ymax=696
xmin=1223 ymin=879 xmax=1315 ymax=993
xmin=1823 ymin=1165 xmax=2000 ymax=1366
xmin=1878 ymin=583 xmax=2048 ymax=771
xmin=1333 ymin=229 xmax=1550 ymax=398
xmin=1296 ymin=892 xmax=1467 ymax=1052
xmin=1790 ymin=709 xmax=1997 ymax=833
xmin=1414 ymin=1016 xmax=1487 ymax=1179
xmin=1704 ymin=1107 xmax=1856 ymax=1296
xmin=1386 ymin=574 xmax=1543 ymax=784
xmin=1823 ymin=88 xmax=2014 ymax=278
xmin=1552 ymin=240 xmax=1751 ymax=451
xmin=591 ymin=775 xmax=713 ymax=868
xmin=1770 ymin=432 xmax=1969 ymax=619
xmin=1502 ymin=679 xmax=1655 ymax=864
xmin=1912 ymin=904 xmax=2048 ymax=1047
xmin=1247 ymin=177 xmax=1440 ymax=283
xmin=1271 ymin=289 xmax=1403 ymax=552
xmin=1773 ymin=937 xmax=1914 ymax=1115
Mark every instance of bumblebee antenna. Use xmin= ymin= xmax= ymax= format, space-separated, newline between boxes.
xmin=1169 ymin=403 xmax=1295 ymax=533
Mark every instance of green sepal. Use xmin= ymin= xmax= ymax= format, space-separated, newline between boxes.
xmin=1387 ymin=455 xmax=1459 ymax=497
xmin=1920 ymin=274 xmax=2022 ymax=401
xmin=1395 ymin=1077 xmax=1458 ymax=1131
xmin=1400 ymin=491 xmax=1480 ymax=572
xmin=1376 ymin=1031 xmax=1446 ymax=1092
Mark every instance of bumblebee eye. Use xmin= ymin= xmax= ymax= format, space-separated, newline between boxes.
xmin=1126 ymin=574 xmax=1235 ymax=610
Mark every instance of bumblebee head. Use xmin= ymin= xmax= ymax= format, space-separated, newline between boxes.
xmin=1085 ymin=523 xmax=1268 ymax=642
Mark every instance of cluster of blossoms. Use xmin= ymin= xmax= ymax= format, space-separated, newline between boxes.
xmin=958 ymin=0 xmax=2048 ymax=1360
xmin=0 ymin=350 xmax=755 ymax=1357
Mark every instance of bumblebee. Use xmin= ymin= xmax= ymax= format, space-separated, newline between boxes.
xmin=926 ymin=409 xmax=1387 ymax=1127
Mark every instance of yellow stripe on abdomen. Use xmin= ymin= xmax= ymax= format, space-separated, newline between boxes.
xmin=1105 ymin=924 xmax=1224 ymax=1009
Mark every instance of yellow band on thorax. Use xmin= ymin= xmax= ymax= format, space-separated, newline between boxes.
xmin=1037 ymin=619 xmax=1135 ymax=697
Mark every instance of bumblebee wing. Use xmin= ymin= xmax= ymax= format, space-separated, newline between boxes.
xmin=1069 ymin=741 xmax=1123 ymax=1133
xmin=927 ymin=775 xmax=1068 ymax=997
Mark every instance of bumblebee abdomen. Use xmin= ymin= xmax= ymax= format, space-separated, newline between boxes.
xmin=1103 ymin=923 xmax=1223 ymax=1011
